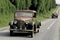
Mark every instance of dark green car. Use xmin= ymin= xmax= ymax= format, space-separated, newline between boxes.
xmin=9 ymin=10 xmax=41 ymax=38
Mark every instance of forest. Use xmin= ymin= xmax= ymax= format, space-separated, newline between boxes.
xmin=0 ymin=0 xmax=56 ymax=27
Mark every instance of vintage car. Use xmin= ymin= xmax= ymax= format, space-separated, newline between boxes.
xmin=9 ymin=10 xmax=41 ymax=38
xmin=52 ymin=12 xmax=58 ymax=18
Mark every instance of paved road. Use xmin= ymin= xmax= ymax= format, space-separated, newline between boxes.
xmin=0 ymin=18 xmax=59 ymax=40
xmin=0 ymin=6 xmax=60 ymax=40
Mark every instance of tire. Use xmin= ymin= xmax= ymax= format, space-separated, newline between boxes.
xmin=10 ymin=30 xmax=13 ymax=36
xmin=37 ymin=22 xmax=41 ymax=28
xmin=56 ymin=16 xmax=58 ymax=18
xmin=31 ymin=31 xmax=34 ymax=38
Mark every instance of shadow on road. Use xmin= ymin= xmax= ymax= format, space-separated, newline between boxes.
xmin=0 ymin=31 xmax=35 ymax=38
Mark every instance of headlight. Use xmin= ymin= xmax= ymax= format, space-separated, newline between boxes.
xmin=13 ymin=20 xmax=17 ymax=24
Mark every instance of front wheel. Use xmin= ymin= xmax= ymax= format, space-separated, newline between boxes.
xmin=31 ymin=31 xmax=34 ymax=38
xmin=10 ymin=30 xmax=13 ymax=36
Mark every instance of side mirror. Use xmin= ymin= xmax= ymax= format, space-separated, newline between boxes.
xmin=33 ymin=13 xmax=36 ymax=18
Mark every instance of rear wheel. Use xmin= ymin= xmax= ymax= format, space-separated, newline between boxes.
xmin=37 ymin=22 xmax=41 ymax=33
xmin=37 ymin=22 xmax=41 ymax=28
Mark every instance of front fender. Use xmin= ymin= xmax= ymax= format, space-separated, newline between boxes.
xmin=9 ymin=21 xmax=13 ymax=26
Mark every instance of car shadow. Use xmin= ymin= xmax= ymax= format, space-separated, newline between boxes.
xmin=0 ymin=31 xmax=35 ymax=38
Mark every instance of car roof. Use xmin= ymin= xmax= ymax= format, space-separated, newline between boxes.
xmin=16 ymin=10 xmax=36 ymax=13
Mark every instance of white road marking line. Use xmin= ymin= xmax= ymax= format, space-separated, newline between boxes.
xmin=47 ymin=20 xmax=57 ymax=30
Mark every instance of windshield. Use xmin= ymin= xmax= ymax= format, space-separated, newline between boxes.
xmin=15 ymin=12 xmax=33 ymax=17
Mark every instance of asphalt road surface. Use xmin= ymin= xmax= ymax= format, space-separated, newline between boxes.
xmin=0 ymin=17 xmax=59 ymax=40
xmin=0 ymin=7 xmax=60 ymax=40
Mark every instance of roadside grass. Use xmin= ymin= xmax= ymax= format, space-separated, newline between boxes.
xmin=0 ymin=13 xmax=14 ymax=27
xmin=37 ymin=8 xmax=55 ymax=21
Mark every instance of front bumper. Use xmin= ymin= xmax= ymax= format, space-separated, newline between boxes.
xmin=10 ymin=29 xmax=34 ymax=33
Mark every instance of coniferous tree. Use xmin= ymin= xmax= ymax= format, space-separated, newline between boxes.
xmin=0 ymin=0 xmax=56 ymax=15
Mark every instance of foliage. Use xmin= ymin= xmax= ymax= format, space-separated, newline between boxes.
xmin=0 ymin=0 xmax=56 ymax=27
xmin=9 ymin=0 xmax=56 ymax=14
